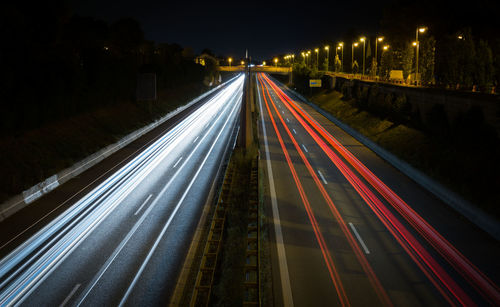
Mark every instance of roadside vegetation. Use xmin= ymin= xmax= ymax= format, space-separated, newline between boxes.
xmin=211 ymin=144 xmax=258 ymax=306
xmin=0 ymin=3 xmax=219 ymax=203
xmin=307 ymin=87 xmax=500 ymax=218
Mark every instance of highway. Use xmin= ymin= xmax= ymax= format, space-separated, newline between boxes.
xmin=0 ymin=74 xmax=244 ymax=306
xmin=256 ymin=73 xmax=500 ymax=306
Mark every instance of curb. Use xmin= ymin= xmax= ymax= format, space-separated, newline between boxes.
xmin=281 ymin=84 xmax=500 ymax=241
xmin=0 ymin=76 xmax=239 ymax=222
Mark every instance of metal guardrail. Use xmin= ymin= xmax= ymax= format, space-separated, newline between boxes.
xmin=190 ymin=164 xmax=235 ymax=307
xmin=243 ymin=158 xmax=260 ymax=306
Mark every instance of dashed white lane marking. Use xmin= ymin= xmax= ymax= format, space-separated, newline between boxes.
xmin=292 ymin=129 xmax=297 ymax=135
xmin=173 ymin=156 xmax=183 ymax=168
xmin=193 ymin=136 xmax=199 ymax=143
xmin=317 ymin=170 xmax=328 ymax=185
xmin=301 ymin=144 xmax=308 ymax=153
xmin=134 ymin=194 xmax=153 ymax=216
xmin=60 ymin=283 xmax=81 ymax=307
xmin=349 ymin=222 xmax=370 ymax=254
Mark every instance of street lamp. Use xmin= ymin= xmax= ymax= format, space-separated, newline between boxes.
xmin=383 ymin=45 xmax=389 ymax=51
xmin=274 ymin=57 xmax=278 ymax=67
xmin=360 ymin=37 xmax=366 ymax=75
xmin=338 ymin=42 xmax=344 ymax=72
xmin=352 ymin=42 xmax=359 ymax=73
xmin=375 ymin=36 xmax=384 ymax=74
xmin=314 ymin=48 xmax=319 ymax=70
xmin=228 ymin=57 xmax=232 ymax=68
xmin=307 ymin=50 xmax=311 ymax=68
xmin=263 ymin=61 xmax=266 ymax=66
xmin=324 ymin=46 xmax=329 ymax=72
xmin=415 ymin=26 xmax=427 ymax=85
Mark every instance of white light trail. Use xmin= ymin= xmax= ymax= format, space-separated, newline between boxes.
xmin=0 ymin=75 xmax=245 ymax=306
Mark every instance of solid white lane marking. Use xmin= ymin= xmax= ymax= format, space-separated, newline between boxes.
xmin=348 ymin=223 xmax=370 ymax=254
xmin=301 ymin=144 xmax=308 ymax=153
xmin=134 ymin=194 xmax=152 ymax=216
xmin=292 ymin=129 xmax=297 ymax=135
xmin=60 ymin=283 xmax=81 ymax=307
xmin=118 ymin=85 xmax=243 ymax=307
xmin=173 ymin=156 xmax=183 ymax=168
xmin=257 ymin=76 xmax=294 ymax=307
xmin=317 ymin=170 xmax=328 ymax=185
xmin=193 ymin=136 xmax=199 ymax=143
xmin=76 ymin=78 xmax=245 ymax=307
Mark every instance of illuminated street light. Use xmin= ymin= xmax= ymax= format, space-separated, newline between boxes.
xmin=263 ymin=61 xmax=266 ymax=66
xmin=360 ymin=37 xmax=366 ymax=75
xmin=375 ymin=36 xmax=384 ymax=74
xmin=228 ymin=57 xmax=232 ymax=68
xmin=241 ymin=60 xmax=245 ymax=66
xmin=383 ymin=45 xmax=389 ymax=51
xmin=325 ymin=46 xmax=330 ymax=71
xmin=458 ymin=35 xmax=464 ymax=40
xmin=338 ymin=42 xmax=344 ymax=72
xmin=352 ymin=42 xmax=359 ymax=73
xmin=415 ymin=26 xmax=427 ymax=85
xmin=314 ymin=48 xmax=319 ymax=70
xmin=274 ymin=57 xmax=278 ymax=67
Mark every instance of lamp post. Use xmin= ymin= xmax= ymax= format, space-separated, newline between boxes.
xmin=314 ymin=48 xmax=319 ymax=70
xmin=375 ymin=36 xmax=384 ymax=75
xmin=415 ymin=26 xmax=427 ymax=85
xmin=228 ymin=57 xmax=232 ymax=68
xmin=360 ymin=37 xmax=366 ymax=75
xmin=307 ymin=50 xmax=311 ymax=68
xmin=324 ymin=46 xmax=329 ymax=72
xmin=352 ymin=42 xmax=358 ymax=73
xmin=274 ymin=58 xmax=278 ymax=67
xmin=338 ymin=42 xmax=344 ymax=72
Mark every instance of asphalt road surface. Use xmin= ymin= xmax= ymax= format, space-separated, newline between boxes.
xmin=256 ymin=73 xmax=500 ymax=307
xmin=0 ymin=75 xmax=244 ymax=306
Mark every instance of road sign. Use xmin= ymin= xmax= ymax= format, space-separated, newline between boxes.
xmin=309 ymin=79 xmax=322 ymax=87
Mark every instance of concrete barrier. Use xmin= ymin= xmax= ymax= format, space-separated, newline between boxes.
xmin=0 ymin=76 xmax=239 ymax=222
xmin=277 ymin=81 xmax=500 ymax=241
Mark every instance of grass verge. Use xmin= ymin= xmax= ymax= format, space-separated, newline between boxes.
xmin=0 ymin=82 xmax=208 ymax=203
xmin=309 ymin=89 xmax=499 ymax=218
xmin=210 ymin=144 xmax=258 ymax=306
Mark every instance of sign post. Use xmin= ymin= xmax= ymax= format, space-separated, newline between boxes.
xmin=309 ymin=79 xmax=322 ymax=87
xmin=309 ymin=79 xmax=321 ymax=95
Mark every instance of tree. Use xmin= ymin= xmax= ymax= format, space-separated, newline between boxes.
xmin=352 ymin=60 xmax=359 ymax=74
xmin=379 ymin=49 xmax=395 ymax=80
xmin=110 ymin=18 xmax=144 ymax=55
xmin=334 ymin=54 xmax=342 ymax=72
xmin=420 ymin=35 xmax=436 ymax=84
xmin=370 ymin=57 xmax=377 ymax=77
xmin=401 ymin=43 xmax=414 ymax=81
xmin=475 ymin=39 xmax=494 ymax=91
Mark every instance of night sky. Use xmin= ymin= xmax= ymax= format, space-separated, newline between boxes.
xmin=70 ymin=0 xmax=386 ymax=61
